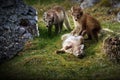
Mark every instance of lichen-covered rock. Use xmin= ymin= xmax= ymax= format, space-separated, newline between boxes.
xmin=80 ymin=0 xmax=100 ymax=9
xmin=116 ymin=12 xmax=120 ymax=23
xmin=110 ymin=0 xmax=120 ymax=8
xmin=103 ymin=36 xmax=120 ymax=63
xmin=73 ymin=0 xmax=120 ymax=9
xmin=0 ymin=0 xmax=39 ymax=63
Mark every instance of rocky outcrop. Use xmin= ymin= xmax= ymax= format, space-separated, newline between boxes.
xmin=80 ymin=0 xmax=100 ymax=9
xmin=110 ymin=0 xmax=120 ymax=8
xmin=116 ymin=12 xmax=120 ymax=23
xmin=0 ymin=0 xmax=39 ymax=63
xmin=73 ymin=0 xmax=120 ymax=9
xmin=103 ymin=36 xmax=120 ymax=63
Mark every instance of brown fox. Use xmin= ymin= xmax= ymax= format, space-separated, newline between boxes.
xmin=71 ymin=6 xmax=101 ymax=41
xmin=43 ymin=6 xmax=71 ymax=35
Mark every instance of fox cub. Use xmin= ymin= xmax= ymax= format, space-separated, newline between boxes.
xmin=56 ymin=33 xmax=85 ymax=58
xmin=71 ymin=6 xmax=101 ymax=41
xmin=43 ymin=6 xmax=71 ymax=35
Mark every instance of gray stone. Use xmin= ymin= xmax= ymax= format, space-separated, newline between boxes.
xmin=80 ymin=0 xmax=100 ymax=9
xmin=8 ymin=14 xmax=18 ymax=23
xmin=79 ymin=0 xmax=120 ymax=9
xmin=116 ymin=12 xmax=120 ymax=23
xmin=0 ymin=0 xmax=39 ymax=63
xmin=110 ymin=0 xmax=120 ymax=8
xmin=17 ymin=27 xmax=26 ymax=35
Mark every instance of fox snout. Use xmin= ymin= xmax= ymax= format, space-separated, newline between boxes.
xmin=77 ymin=54 xmax=85 ymax=59
xmin=75 ymin=18 xmax=78 ymax=21
xmin=74 ymin=16 xmax=79 ymax=21
xmin=73 ymin=45 xmax=85 ymax=58
xmin=46 ymin=25 xmax=49 ymax=27
xmin=73 ymin=52 xmax=85 ymax=59
xmin=46 ymin=23 xmax=50 ymax=27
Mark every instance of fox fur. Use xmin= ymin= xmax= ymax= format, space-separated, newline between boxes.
xmin=56 ymin=33 xmax=85 ymax=58
xmin=43 ymin=6 xmax=71 ymax=35
xmin=71 ymin=6 xmax=101 ymax=41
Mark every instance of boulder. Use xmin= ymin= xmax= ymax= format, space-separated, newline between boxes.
xmin=103 ymin=36 xmax=120 ymax=63
xmin=80 ymin=0 xmax=100 ymax=9
xmin=110 ymin=0 xmax=120 ymax=8
xmin=116 ymin=12 xmax=120 ymax=23
xmin=0 ymin=0 xmax=39 ymax=63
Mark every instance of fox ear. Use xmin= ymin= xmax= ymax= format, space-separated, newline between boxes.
xmin=71 ymin=6 xmax=82 ymax=11
xmin=71 ymin=6 xmax=74 ymax=12
xmin=79 ymin=44 xmax=84 ymax=50
xmin=79 ymin=6 xmax=82 ymax=10
xmin=71 ymin=6 xmax=75 ymax=15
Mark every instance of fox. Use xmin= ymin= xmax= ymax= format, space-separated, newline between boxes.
xmin=56 ymin=32 xmax=85 ymax=58
xmin=43 ymin=6 xmax=71 ymax=35
xmin=71 ymin=6 xmax=101 ymax=41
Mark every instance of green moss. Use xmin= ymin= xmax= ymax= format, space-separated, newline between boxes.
xmin=0 ymin=1 xmax=120 ymax=80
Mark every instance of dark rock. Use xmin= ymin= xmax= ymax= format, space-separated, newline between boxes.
xmin=17 ymin=27 xmax=26 ymax=35
xmin=0 ymin=0 xmax=39 ymax=63
xmin=110 ymin=0 xmax=120 ymax=8
xmin=116 ymin=12 xmax=120 ymax=23
xmin=76 ymin=0 xmax=120 ymax=9
xmin=0 ymin=0 xmax=15 ymax=8
xmin=80 ymin=0 xmax=100 ymax=9
xmin=103 ymin=36 xmax=120 ymax=63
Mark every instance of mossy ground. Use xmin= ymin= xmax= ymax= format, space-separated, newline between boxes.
xmin=0 ymin=0 xmax=120 ymax=80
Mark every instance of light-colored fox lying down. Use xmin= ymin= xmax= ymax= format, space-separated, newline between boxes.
xmin=56 ymin=33 xmax=85 ymax=58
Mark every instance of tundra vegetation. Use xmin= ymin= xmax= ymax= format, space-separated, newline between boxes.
xmin=0 ymin=0 xmax=120 ymax=80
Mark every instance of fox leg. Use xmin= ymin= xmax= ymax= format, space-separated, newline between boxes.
xmin=56 ymin=45 xmax=72 ymax=54
xmin=89 ymin=30 xmax=98 ymax=41
xmin=59 ymin=21 xmax=63 ymax=33
xmin=55 ymin=48 xmax=65 ymax=54
xmin=55 ymin=24 xmax=59 ymax=34
xmin=48 ymin=26 xmax=52 ymax=35
xmin=93 ymin=32 xmax=98 ymax=42
xmin=86 ymin=33 xmax=92 ymax=40
xmin=79 ymin=30 xmax=86 ymax=36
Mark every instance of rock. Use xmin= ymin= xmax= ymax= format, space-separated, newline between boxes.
xmin=71 ymin=0 xmax=83 ymax=3
xmin=116 ymin=12 xmax=120 ymax=22
xmin=76 ymin=0 xmax=120 ymax=9
xmin=80 ymin=0 xmax=100 ymax=9
xmin=110 ymin=0 xmax=120 ymax=8
xmin=103 ymin=36 xmax=120 ymax=63
xmin=0 ymin=0 xmax=39 ymax=63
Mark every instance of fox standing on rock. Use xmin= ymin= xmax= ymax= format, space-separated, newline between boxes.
xmin=43 ymin=6 xmax=71 ymax=35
